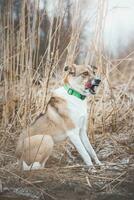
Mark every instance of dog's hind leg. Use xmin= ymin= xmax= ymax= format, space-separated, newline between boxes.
xmin=21 ymin=135 xmax=54 ymax=170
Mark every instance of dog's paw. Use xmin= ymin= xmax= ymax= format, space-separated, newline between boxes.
xmin=95 ymin=159 xmax=103 ymax=166
xmin=89 ymin=167 xmax=97 ymax=173
xmin=87 ymin=165 xmax=97 ymax=173
xmin=95 ymin=162 xmax=106 ymax=171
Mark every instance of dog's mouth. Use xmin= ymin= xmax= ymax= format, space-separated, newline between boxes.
xmin=85 ymin=79 xmax=101 ymax=95
xmin=88 ymin=85 xmax=97 ymax=95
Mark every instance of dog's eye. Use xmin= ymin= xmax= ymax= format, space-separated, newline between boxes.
xmin=82 ymin=72 xmax=89 ymax=76
xmin=93 ymin=71 xmax=96 ymax=75
xmin=69 ymin=71 xmax=75 ymax=76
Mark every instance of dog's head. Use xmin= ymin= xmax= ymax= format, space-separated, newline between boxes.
xmin=63 ymin=64 xmax=101 ymax=96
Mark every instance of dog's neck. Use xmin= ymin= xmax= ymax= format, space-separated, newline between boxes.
xmin=64 ymin=84 xmax=86 ymax=100
xmin=63 ymin=73 xmax=88 ymax=97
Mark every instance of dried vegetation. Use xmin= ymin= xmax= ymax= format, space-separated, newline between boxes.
xmin=0 ymin=0 xmax=133 ymax=199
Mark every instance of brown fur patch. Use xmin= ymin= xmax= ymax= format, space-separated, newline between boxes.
xmin=16 ymin=95 xmax=75 ymax=161
xmin=63 ymin=73 xmax=69 ymax=84
xmin=32 ymin=113 xmax=45 ymax=125
xmin=18 ymin=135 xmax=54 ymax=165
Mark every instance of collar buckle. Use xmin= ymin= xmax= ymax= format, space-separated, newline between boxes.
xmin=81 ymin=95 xmax=86 ymax=100
xmin=67 ymin=88 xmax=73 ymax=95
xmin=64 ymin=84 xmax=86 ymax=100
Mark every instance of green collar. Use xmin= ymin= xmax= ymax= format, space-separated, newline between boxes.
xmin=64 ymin=84 xmax=86 ymax=100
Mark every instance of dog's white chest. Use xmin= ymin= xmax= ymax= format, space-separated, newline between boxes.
xmin=67 ymin=99 xmax=87 ymax=125
xmin=55 ymin=87 xmax=88 ymax=127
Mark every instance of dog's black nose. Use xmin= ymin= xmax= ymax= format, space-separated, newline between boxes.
xmin=94 ymin=78 xmax=101 ymax=85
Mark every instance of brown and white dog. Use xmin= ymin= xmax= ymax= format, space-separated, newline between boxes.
xmin=16 ymin=64 xmax=102 ymax=170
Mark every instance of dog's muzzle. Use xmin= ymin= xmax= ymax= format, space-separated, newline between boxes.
xmin=85 ymin=77 xmax=101 ymax=95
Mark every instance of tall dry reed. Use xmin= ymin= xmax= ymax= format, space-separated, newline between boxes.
xmin=0 ymin=0 xmax=133 ymax=163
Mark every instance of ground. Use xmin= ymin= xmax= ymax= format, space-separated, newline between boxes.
xmin=0 ymin=130 xmax=133 ymax=200
xmin=0 ymin=165 xmax=133 ymax=200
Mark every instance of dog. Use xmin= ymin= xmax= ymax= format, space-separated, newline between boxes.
xmin=16 ymin=64 xmax=102 ymax=170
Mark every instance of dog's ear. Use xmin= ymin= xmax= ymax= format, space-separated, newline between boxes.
xmin=88 ymin=65 xmax=98 ymax=74
xmin=91 ymin=65 xmax=98 ymax=71
xmin=64 ymin=65 xmax=69 ymax=72
xmin=64 ymin=64 xmax=76 ymax=75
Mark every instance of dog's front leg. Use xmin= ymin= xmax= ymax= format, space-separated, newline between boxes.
xmin=67 ymin=129 xmax=93 ymax=166
xmin=80 ymin=129 xmax=102 ymax=165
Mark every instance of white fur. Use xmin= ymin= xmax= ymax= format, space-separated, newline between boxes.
xmin=55 ymin=87 xmax=101 ymax=166
xmin=23 ymin=161 xmax=44 ymax=171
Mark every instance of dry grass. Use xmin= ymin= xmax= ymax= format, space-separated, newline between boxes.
xmin=0 ymin=0 xmax=134 ymax=199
